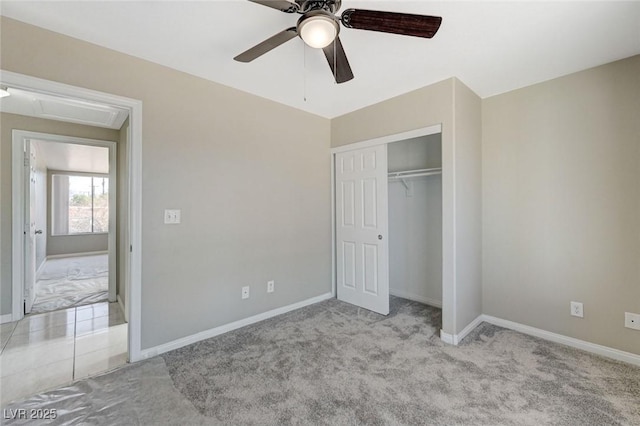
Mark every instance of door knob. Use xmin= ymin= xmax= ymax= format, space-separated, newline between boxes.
xmin=35 ymin=230 xmax=43 ymax=235
xmin=378 ymin=235 xmax=383 ymax=240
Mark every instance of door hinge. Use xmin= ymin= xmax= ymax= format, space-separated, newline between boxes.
xmin=24 ymin=156 xmax=30 ymax=167
xmin=130 ymin=245 xmax=133 ymax=253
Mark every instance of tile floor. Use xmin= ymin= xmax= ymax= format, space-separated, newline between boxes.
xmin=0 ymin=302 xmax=127 ymax=406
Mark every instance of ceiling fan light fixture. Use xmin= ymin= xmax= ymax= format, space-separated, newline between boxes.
xmin=298 ymin=13 xmax=339 ymax=49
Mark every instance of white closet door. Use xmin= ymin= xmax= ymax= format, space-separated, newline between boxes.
xmin=335 ymin=145 xmax=389 ymax=315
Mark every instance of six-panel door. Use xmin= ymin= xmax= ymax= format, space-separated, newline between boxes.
xmin=335 ymin=145 xmax=389 ymax=315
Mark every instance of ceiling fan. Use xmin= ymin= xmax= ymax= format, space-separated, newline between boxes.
xmin=234 ymin=0 xmax=442 ymax=83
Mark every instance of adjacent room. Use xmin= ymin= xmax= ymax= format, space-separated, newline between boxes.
xmin=0 ymin=1 xmax=638 ymax=424
xmin=32 ymin=141 xmax=111 ymax=313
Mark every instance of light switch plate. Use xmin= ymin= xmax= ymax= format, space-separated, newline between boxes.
xmin=164 ymin=209 xmax=181 ymax=224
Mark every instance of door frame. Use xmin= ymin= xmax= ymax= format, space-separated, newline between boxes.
xmin=12 ymin=131 xmax=118 ymax=311
xmin=330 ymin=124 xmax=444 ymax=311
xmin=3 ymin=70 xmax=144 ymax=362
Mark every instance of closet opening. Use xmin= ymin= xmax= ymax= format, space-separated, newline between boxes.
xmin=332 ymin=125 xmax=444 ymax=320
xmin=387 ymin=134 xmax=442 ymax=309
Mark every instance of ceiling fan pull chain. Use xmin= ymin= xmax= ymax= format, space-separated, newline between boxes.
xmin=333 ymin=38 xmax=337 ymax=84
xmin=303 ymin=43 xmax=307 ymax=102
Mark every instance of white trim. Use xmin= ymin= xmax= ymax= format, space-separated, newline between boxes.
xmin=330 ymin=124 xmax=442 ymax=154
xmin=449 ymin=80 xmax=458 ymax=337
xmin=46 ymin=250 xmax=108 ymax=260
xmin=128 ymin=96 xmax=143 ymax=362
xmin=389 ymin=289 xmax=442 ymax=308
xmin=440 ymin=330 xmax=454 ymax=345
xmin=0 ymin=314 xmax=14 ymax=324
xmin=11 ymin=131 xmax=24 ymax=321
xmin=482 ymin=315 xmax=640 ymax=367
xmin=439 ymin=314 xmax=483 ymax=345
xmin=330 ymin=156 xmax=336 ymax=298
xmin=117 ymin=294 xmax=128 ymax=323
xmin=455 ymin=314 xmax=483 ymax=344
xmin=2 ymin=70 xmax=143 ymax=363
xmin=139 ymin=292 xmax=333 ymax=359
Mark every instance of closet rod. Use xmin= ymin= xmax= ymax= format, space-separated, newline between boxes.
xmin=388 ymin=167 xmax=442 ymax=180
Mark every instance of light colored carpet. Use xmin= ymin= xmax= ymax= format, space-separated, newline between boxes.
xmin=31 ymin=254 xmax=108 ymax=313
xmin=2 ymin=297 xmax=639 ymax=425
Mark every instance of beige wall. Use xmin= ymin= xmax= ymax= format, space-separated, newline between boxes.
xmin=331 ymin=78 xmax=484 ymax=336
xmin=0 ymin=17 xmax=331 ymax=349
xmin=482 ymin=55 xmax=640 ymax=355
xmin=0 ymin=112 xmax=119 ymax=315
xmin=453 ymin=79 xmax=483 ymax=334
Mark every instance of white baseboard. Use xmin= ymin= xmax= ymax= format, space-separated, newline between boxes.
xmin=0 ymin=313 xmax=14 ymax=324
xmin=139 ymin=292 xmax=334 ymax=360
xmin=390 ymin=289 xmax=442 ymax=308
xmin=47 ymin=250 xmax=108 ymax=260
xmin=440 ymin=330 xmax=454 ymax=345
xmin=481 ymin=315 xmax=640 ymax=367
xmin=441 ymin=314 xmax=640 ymax=366
xmin=117 ymin=294 xmax=128 ymax=323
xmin=440 ymin=314 xmax=484 ymax=345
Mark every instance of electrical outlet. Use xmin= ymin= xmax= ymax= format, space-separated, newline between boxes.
xmin=570 ymin=301 xmax=584 ymax=318
xmin=625 ymin=312 xmax=640 ymax=330
xmin=267 ymin=280 xmax=275 ymax=293
xmin=164 ymin=209 xmax=181 ymax=224
xmin=241 ymin=286 xmax=250 ymax=300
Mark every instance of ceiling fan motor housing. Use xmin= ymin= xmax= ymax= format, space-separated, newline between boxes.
xmin=295 ymin=0 xmax=341 ymax=14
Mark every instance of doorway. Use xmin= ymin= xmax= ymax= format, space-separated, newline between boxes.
xmin=2 ymin=70 xmax=143 ymax=364
xmin=15 ymin=133 xmax=117 ymax=315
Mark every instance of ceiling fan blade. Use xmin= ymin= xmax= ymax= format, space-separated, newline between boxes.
xmin=322 ymin=36 xmax=354 ymax=84
xmin=248 ymin=0 xmax=299 ymax=13
xmin=341 ymin=9 xmax=442 ymax=39
xmin=234 ymin=27 xmax=298 ymax=63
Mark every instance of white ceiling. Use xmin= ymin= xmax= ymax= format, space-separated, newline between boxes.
xmin=32 ymin=140 xmax=109 ymax=174
xmin=0 ymin=87 xmax=129 ymax=129
xmin=2 ymin=1 xmax=639 ymax=118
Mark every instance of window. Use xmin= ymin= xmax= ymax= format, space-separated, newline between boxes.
xmin=52 ymin=174 xmax=109 ymax=235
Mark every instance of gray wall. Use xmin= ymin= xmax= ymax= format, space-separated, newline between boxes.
xmin=46 ymin=170 xmax=109 ymax=256
xmin=388 ymin=135 xmax=442 ymax=306
xmin=1 ymin=17 xmax=332 ymax=349
xmin=0 ymin=112 xmax=119 ymax=315
xmin=331 ymin=78 xmax=484 ymax=336
xmin=482 ymin=55 xmax=640 ymax=355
